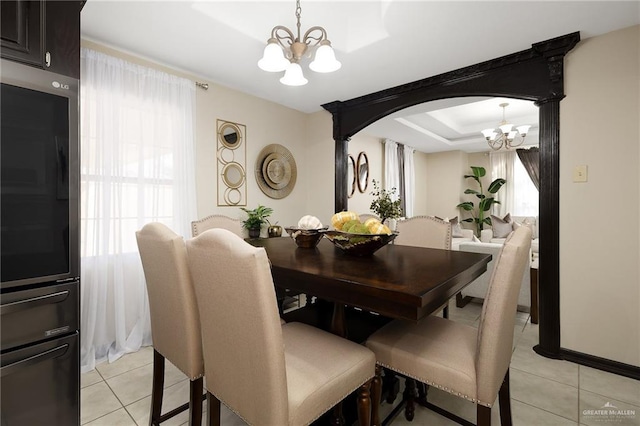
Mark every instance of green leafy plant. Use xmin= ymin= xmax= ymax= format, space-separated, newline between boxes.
xmin=456 ymin=166 xmax=506 ymax=237
xmin=370 ymin=179 xmax=402 ymax=223
xmin=240 ymin=205 xmax=273 ymax=230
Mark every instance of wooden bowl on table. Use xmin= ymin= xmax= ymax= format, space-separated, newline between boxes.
xmin=284 ymin=227 xmax=328 ymax=248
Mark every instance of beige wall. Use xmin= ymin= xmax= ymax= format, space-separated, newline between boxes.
xmin=560 ymin=25 xmax=639 ymax=366
xmin=413 ymin=151 xmax=429 ymax=216
xmin=424 ymin=150 xmax=468 ymax=219
xmin=82 ymin=39 xmax=319 ymax=236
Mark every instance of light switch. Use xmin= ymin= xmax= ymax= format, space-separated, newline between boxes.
xmin=573 ymin=165 xmax=588 ymax=182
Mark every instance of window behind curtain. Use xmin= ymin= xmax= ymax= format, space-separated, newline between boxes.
xmin=79 ymin=48 xmax=196 ymax=371
xmin=512 ymin=155 xmax=539 ymax=216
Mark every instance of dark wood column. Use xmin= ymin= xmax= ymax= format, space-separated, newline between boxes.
xmin=534 ymin=99 xmax=561 ymax=358
xmin=335 ymin=137 xmax=349 ymax=213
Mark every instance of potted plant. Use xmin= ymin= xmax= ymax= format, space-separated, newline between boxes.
xmin=370 ymin=179 xmax=402 ymax=226
xmin=456 ymin=166 xmax=506 ymax=237
xmin=240 ymin=205 xmax=273 ymax=238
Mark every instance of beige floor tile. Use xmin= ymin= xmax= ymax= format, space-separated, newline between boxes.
xmin=126 ymin=379 xmax=194 ymax=426
xmin=510 ymin=345 xmax=579 ymax=387
xmin=107 ymin=360 xmax=186 ymax=406
xmin=419 ymin=387 xmax=500 ymax=425
xmin=580 ymin=390 xmax=640 ymax=426
xmin=84 ymin=408 xmax=137 ymax=426
xmin=80 ymin=381 xmax=122 ymax=425
xmin=178 ymin=403 xmax=248 ymax=426
xmin=517 ymin=322 xmax=540 ymax=349
xmin=448 ymin=301 xmax=482 ymax=325
xmin=81 ymin=369 xmax=103 ymax=389
xmin=511 ymin=400 xmax=578 ymax=425
xmin=510 ymin=368 xmax=579 ymax=421
xmin=580 ymin=366 xmax=640 ymax=406
xmin=96 ymin=345 xmax=154 ymax=379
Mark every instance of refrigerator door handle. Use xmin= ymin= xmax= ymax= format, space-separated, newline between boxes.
xmin=1 ymin=344 xmax=69 ymax=378
xmin=0 ymin=290 xmax=70 ymax=315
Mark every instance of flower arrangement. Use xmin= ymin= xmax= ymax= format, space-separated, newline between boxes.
xmin=369 ymin=179 xmax=402 ymax=224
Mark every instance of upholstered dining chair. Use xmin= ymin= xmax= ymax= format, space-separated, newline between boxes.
xmin=395 ymin=216 xmax=452 ymax=319
xmin=191 ymin=214 xmax=243 ymax=238
xmin=394 ymin=215 xmax=452 ymax=250
xmin=136 ymin=223 xmax=204 ymax=426
xmin=366 ymin=226 xmax=532 ymax=426
xmin=186 ymin=228 xmax=377 ymax=426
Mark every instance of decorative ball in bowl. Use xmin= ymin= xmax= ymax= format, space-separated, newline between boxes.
xmin=285 ymin=227 xmax=328 ymax=248
xmin=323 ymin=230 xmax=398 ymax=256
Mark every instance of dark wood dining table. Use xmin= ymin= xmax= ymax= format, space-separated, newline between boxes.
xmin=250 ymin=237 xmax=492 ymax=338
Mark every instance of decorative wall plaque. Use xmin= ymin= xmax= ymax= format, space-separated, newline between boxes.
xmin=255 ymin=144 xmax=297 ymax=199
xmin=217 ymin=119 xmax=247 ymax=206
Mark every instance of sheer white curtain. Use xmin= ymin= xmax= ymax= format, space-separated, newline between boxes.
xmin=80 ymin=48 xmax=197 ymax=372
xmin=384 ymin=139 xmax=400 ymax=198
xmin=489 ymin=150 xmax=515 ymax=217
xmin=403 ymin=145 xmax=415 ymax=217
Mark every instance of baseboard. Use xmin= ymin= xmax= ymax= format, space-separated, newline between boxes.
xmin=560 ymin=348 xmax=640 ymax=380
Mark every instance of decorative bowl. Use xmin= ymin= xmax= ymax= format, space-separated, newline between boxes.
xmin=323 ymin=230 xmax=398 ymax=256
xmin=285 ymin=227 xmax=328 ymax=248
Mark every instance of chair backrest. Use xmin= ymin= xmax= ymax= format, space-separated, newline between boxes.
xmin=186 ymin=229 xmax=288 ymax=425
xmin=394 ymin=216 xmax=452 ymax=250
xmin=191 ymin=214 xmax=243 ymax=238
xmin=475 ymin=226 xmax=532 ymax=405
xmin=135 ymin=223 xmax=203 ymax=379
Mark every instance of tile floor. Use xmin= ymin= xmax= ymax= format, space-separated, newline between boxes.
xmin=81 ymin=301 xmax=640 ymax=425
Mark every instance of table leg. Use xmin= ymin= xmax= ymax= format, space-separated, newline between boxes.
xmin=331 ymin=302 xmax=347 ymax=338
xmin=530 ymin=267 xmax=538 ymax=324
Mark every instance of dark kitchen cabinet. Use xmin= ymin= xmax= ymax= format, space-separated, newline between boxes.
xmin=1 ymin=0 xmax=81 ymax=79
xmin=0 ymin=0 xmax=44 ymax=67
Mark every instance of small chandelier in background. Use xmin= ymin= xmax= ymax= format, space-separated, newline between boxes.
xmin=481 ymin=103 xmax=531 ymax=150
xmin=258 ymin=0 xmax=341 ymax=86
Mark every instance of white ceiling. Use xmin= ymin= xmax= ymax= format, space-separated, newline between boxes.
xmin=81 ymin=1 xmax=639 ymax=153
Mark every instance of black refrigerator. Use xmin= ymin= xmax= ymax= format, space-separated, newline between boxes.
xmin=1 ymin=58 xmax=80 ymax=425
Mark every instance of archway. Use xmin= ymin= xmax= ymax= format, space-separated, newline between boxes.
xmin=322 ymin=32 xmax=580 ymax=359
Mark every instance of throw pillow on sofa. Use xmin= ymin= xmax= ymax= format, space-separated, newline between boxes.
xmin=513 ymin=217 xmax=536 ymax=239
xmin=447 ymin=216 xmax=465 ymax=238
xmin=491 ymin=213 xmax=513 ymax=238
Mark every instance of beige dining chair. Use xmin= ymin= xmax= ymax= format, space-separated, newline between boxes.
xmin=394 ymin=215 xmax=452 ymax=250
xmin=366 ymin=226 xmax=532 ymax=425
xmin=191 ymin=214 xmax=243 ymax=238
xmin=186 ymin=228 xmax=377 ymax=426
xmin=136 ymin=223 xmax=204 ymax=426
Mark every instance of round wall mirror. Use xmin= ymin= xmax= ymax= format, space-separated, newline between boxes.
xmin=347 ymin=155 xmax=356 ymax=198
xmin=356 ymin=152 xmax=369 ymax=193
xmin=219 ymin=122 xmax=242 ymax=149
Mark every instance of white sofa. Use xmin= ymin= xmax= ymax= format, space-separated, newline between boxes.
xmin=457 ymin=241 xmax=531 ymax=312
xmin=480 ymin=215 xmax=539 ymax=256
xmin=451 ymin=228 xmax=475 ymax=251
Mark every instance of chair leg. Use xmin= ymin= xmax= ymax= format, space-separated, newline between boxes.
xmin=403 ymin=378 xmax=416 ymax=421
xmin=371 ymin=366 xmax=383 ymax=426
xmin=416 ymin=381 xmax=428 ymax=406
xmin=498 ymin=369 xmax=513 ymax=426
xmin=383 ymin=369 xmax=400 ymax=404
xmin=330 ymin=402 xmax=345 ymax=426
xmin=189 ymin=377 xmax=203 ymax=426
xmin=477 ymin=404 xmax=491 ymax=426
xmin=206 ymin=391 xmax=221 ymax=426
xmin=149 ymin=350 xmax=165 ymax=426
xmin=442 ymin=305 xmax=449 ymax=319
xmin=357 ymin=380 xmax=372 ymax=426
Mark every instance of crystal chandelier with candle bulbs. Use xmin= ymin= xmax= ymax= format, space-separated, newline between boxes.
xmin=481 ymin=103 xmax=531 ymax=150
xmin=258 ymin=0 xmax=341 ymax=86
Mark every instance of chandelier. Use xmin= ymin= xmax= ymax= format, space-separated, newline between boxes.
xmin=481 ymin=103 xmax=531 ymax=150
xmin=258 ymin=0 xmax=341 ymax=86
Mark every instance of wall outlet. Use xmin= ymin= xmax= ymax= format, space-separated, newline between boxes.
xmin=573 ymin=165 xmax=588 ymax=182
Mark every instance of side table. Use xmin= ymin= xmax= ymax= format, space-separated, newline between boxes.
xmin=530 ymin=257 xmax=539 ymax=324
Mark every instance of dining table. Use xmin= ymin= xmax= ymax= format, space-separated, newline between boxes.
xmin=249 ymin=237 xmax=492 ymax=339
